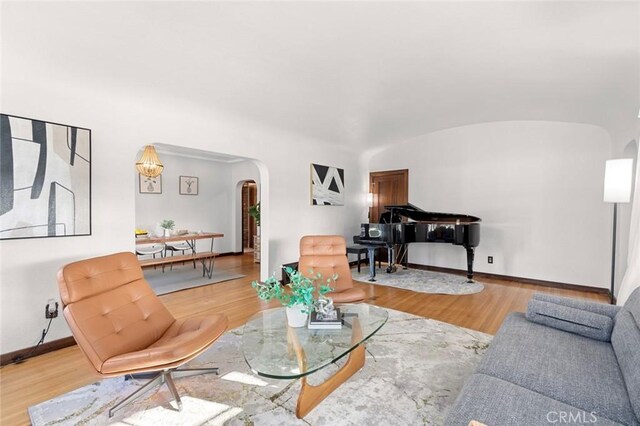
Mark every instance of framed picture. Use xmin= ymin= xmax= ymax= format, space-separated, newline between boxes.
xmin=311 ymin=163 xmax=344 ymax=206
xmin=0 ymin=113 xmax=92 ymax=240
xmin=180 ymin=176 xmax=198 ymax=195
xmin=139 ymin=174 xmax=162 ymax=194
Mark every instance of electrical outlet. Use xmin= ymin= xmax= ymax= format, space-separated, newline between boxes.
xmin=488 ymin=256 xmax=494 ymax=264
xmin=45 ymin=300 xmax=59 ymax=319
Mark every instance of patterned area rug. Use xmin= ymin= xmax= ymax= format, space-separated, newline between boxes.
xmin=352 ymin=267 xmax=485 ymax=295
xmin=28 ymin=307 xmax=491 ymax=426
xmin=144 ymin=267 xmax=245 ymax=295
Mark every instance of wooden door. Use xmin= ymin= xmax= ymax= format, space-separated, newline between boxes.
xmin=242 ymin=182 xmax=258 ymax=250
xmin=369 ymin=169 xmax=409 ymax=223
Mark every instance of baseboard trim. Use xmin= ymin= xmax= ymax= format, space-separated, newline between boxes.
xmin=406 ymin=263 xmax=609 ymax=295
xmin=1 ymin=336 xmax=76 ymax=367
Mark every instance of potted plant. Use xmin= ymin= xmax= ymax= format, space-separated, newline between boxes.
xmin=251 ymin=266 xmax=334 ymax=327
xmin=160 ymin=219 xmax=175 ymax=237
xmin=248 ymin=201 xmax=260 ymax=230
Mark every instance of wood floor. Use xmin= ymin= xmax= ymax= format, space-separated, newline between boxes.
xmin=0 ymin=254 xmax=607 ymax=425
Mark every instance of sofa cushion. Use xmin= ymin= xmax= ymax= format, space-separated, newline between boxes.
xmin=612 ymin=287 xmax=640 ymax=421
xmin=533 ymin=293 xmax=621 ymax=319
xmin=526 ymin=299 xmax=614 ymax=341
xmin=445 ymin=373 xmax=624 ymax=426
xmin=477 ymin=313 xmax=637 ymax=426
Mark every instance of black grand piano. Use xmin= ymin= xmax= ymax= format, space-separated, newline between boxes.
xmin=354 ymin=203 xmax=481 ymax=282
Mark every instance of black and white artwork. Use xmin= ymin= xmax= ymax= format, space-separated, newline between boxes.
xmin=0 ymin=114 xmax=91 ymax=240
xmin=310 ymin=163 xmax=344 ymax=206
xmin=139 ymin=174 xmax=162 ymax=194
xmin=179 ymin=176 xmax=198 ymax=195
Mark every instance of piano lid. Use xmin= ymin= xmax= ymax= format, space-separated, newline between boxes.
xmin=384 ymin=203 xmax=481 ymax=224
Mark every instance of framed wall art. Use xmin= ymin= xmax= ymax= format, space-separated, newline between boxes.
xmin=310 ymin=163 xmax=344 ymax=206
xmin=0 ymin=113 xmax=91 ymax=240
xmin=139 ymin=174 xmax=162 ymax=194
xmin=180 ymin=176 xmax=198 ymax=195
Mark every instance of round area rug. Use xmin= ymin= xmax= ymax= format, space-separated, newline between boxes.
xmin=352 ymin=267 xmax=485 ymax=295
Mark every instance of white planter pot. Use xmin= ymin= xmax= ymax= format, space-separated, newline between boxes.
xmin=164 ymin=228 xmax=171 ymax=237
xmin=286 ymin=304 xmax=308 ymax=328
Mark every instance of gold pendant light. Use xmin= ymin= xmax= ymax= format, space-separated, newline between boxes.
xmin=136 ymin=145 xmax=164 ymax=177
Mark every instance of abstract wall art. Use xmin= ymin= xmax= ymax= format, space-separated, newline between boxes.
xmin=310 ymin=163 xmax=344 ymax=206
xmin=179 ymin=176 xmax=198 ymax=195
xmin=0 ymin=114 xmax=91 ymax=240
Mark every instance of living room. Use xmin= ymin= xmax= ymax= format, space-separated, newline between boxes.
xmin=1 ymin=1 xmax=639 ymax=425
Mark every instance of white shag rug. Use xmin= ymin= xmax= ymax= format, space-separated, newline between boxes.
xmin=28 ymin=307 xmax=491 ymax=426
xmin=352 ymin=267 xmax=485 ymax=295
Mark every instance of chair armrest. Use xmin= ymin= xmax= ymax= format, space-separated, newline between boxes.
xmin=533 ymin=293 xmax=620 ymax=319
xmin=526 ymin=300 xmax=614 ymax=342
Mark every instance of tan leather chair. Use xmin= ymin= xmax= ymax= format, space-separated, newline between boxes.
xmin=298 ymin=235 xmax=366 ymax=303
xmin=57 ymin=251 xmax=228 ymax=417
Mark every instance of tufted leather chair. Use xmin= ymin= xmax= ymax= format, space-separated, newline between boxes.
xmin=58 ymin=251 xmax=228 ymax=417
xmin=298 ymin=235 xmax=366 ymax=303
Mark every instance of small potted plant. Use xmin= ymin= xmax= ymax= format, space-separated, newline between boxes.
xmin=248 ymin=202 xmax=260 ymax=231
xmin=251 ymin=266 xmax=334 ymax=327
xmin=160 ymin=219 xmax=175 ymax=237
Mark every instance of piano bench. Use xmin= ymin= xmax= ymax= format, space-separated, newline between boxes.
xmin=346 ymin=245 xmax=381 ymax=273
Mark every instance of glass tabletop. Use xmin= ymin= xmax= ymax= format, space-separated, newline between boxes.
xmin=242 ymin=303 xmax=388 ymax=379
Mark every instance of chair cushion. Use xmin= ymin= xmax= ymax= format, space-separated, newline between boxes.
xmin=58 ymin=251 xmax=144 ymax=304
xmin=526 ymin=299 xmax=614 ymax=341
xmin=445 ymin=373 xmax=624 ymax=426
xmin=329 ymin=287 xmax=366 ymax=303
xmin=477 ymin=313 xmax=637 ymax=426
xmin=101 ymin=314 xmax=228 ymax=374
xmin=299 ymin=235 xmax=355 ymax=293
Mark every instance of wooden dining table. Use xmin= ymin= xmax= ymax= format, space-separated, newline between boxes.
xmin=135 ymin=232 xmax=224 ymax=278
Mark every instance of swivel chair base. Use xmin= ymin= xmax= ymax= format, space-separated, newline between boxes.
xmin=109 ymin=367 xmax=220 ymax=418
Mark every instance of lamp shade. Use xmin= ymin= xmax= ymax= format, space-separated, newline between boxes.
xmin=136 ymin=145 xmax=164 ymax=178
xmin=603 ymin=159 xmax=633 ymax=203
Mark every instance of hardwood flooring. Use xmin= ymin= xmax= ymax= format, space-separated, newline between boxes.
xmin=0 ymin=254 xmax=608 ymax=425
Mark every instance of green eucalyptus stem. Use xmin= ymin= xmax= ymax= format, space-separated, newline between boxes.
xmin=250 ymin=266 xmax=335 ymax=314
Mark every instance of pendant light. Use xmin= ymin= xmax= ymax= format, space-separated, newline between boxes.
xmin=136 ymin=145 xmax=164 ymax=177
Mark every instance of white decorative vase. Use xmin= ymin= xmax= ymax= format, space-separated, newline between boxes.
xmin=286 ymin=304 xmax=308 ymax=328
xmin=164 ymin=228 xmax=171 ymax=237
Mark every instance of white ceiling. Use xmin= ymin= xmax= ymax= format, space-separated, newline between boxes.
xmin=3 ymin=1 xmax=639 ymax=149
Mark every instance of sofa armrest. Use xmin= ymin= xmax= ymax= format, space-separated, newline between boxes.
xmin=526 ymin=300 xmax=614 ymax=342
xmin=533 ymin=293 xmax=620 ymax=319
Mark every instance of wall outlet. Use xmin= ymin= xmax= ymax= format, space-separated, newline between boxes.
xmin=45 ymin=300 xmax=59 ymax=319
xmin=488 ymin=256 xmax=494 ymax=264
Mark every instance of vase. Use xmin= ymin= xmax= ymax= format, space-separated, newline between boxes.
xmin=164 ymin=228 xmax=171 ymax=237
xmin=286 ymin=304 xmax=308 ymax=328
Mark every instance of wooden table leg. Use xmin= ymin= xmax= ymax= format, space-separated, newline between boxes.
xmin=288 ymin=319 xmax=365 ymax=419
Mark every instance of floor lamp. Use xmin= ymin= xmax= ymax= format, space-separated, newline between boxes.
xmin=603 ymin=159 xmax=633 ymax=304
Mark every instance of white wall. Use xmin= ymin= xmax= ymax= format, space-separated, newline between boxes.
xmin=135 ymin=153 xmax=234 ymax=253
xmin=368 ymin=121 xmax=613 ymax=288
xmin=0 ymin=75 xmax=366 ymax=355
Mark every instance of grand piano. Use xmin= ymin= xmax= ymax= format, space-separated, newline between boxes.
xmin=354 ymin=203 xmax=481 ymax=282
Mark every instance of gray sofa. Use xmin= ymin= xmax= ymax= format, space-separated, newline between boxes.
xmin=445 ymin=287 xmax=640 ymax=426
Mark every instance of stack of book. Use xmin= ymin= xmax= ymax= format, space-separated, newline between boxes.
xmin=308 ymin=309 xmax=342 ymax=329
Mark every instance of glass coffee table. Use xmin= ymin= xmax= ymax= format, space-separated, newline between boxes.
xmin=242 ymin=303 xmax=388 ymax=418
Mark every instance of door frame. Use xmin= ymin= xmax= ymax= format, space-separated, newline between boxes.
xmin=369 ymin=169 xmax=409 ymax=222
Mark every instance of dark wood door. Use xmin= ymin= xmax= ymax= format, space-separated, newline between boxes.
xmin=369 ymin=169 xmax=408 ymax=223
xmin=242 ymin=182 xmax=258 ymax=250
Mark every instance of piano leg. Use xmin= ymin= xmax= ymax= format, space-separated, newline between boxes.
xmin=465 ymin=246 xmax=475 ymax=283
xmin=367 ymin=247 xmax=377 ymax=282
xmin=386 ymin=245 xmax=396 ymax=273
